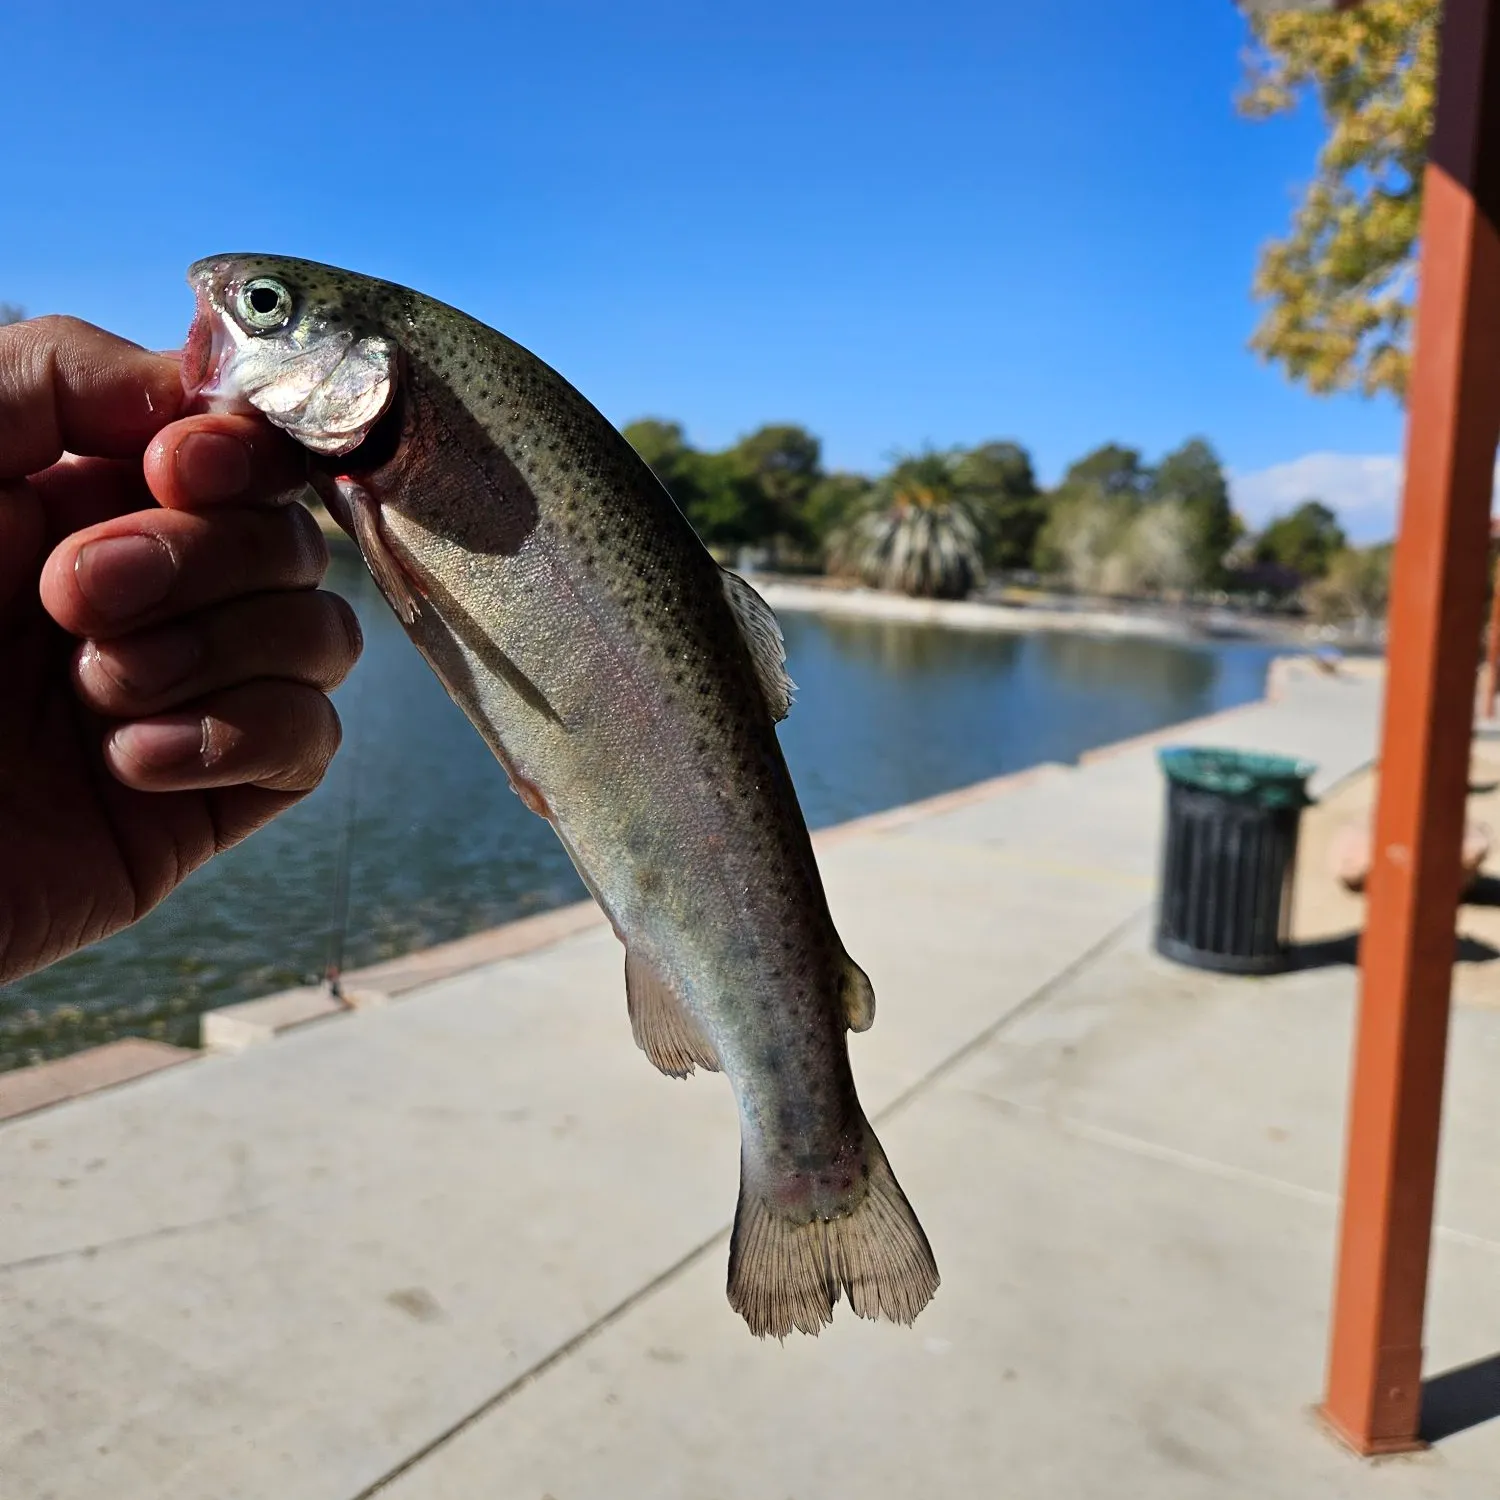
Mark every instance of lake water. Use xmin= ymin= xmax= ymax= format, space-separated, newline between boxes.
xmin=0 ymin=549 xmax=1282 ymax=1072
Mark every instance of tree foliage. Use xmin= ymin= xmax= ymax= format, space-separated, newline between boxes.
xmin=827 ymin=452 xmax=985 ymax=600
xmin=0 ymin=303 xmax=24 ymax=326
xmin=728 ymin=424 xmax=822 ymax=551
xmin=1254 ymin=499 xmax=1348 ymax=580
xmin=1239 ymin=0 xmax=1438 ymax=400
xmin=1153 ymin=437 xmax=1238 ymax=584
xmin=621 ymin=419 xmax=770 ymax=552
xmin=1308 ymin=542 xmax=1393 ymax=625
xmin=1035 ymin=439 xmax=1237 ymax=594
xmin=953 ymin=441 xmax=1046 ymax=569
xmin=618 ymin=418 xmax=1262 ymax=604
xmin=1059 ymin=443 xmax=1152 ymax=499
xmin=804 ymin=473 xmax=873 ymax=542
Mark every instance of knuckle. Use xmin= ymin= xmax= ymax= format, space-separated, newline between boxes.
xmin=22 ymin=314 xmax=93 ymax=342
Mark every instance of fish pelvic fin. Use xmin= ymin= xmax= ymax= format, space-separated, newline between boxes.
xmin=720 ymin=568 xmax=794 ymax=722
xmin=727 ymin=1121 xmax=939 ymax=1339
xmin=625 ymin=950 xmax=720 ymax=1079
xmin=843 ymin=959 xmax=876 ymax=1033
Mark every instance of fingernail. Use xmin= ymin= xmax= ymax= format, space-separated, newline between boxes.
xmin=93 ymin=629 xmax=203 ymax=697
xmin=111 ymin=715 xmax=205 ymax=769
xmin=176 ymin=432 xmax=252 ymax=501
xmin=74 ymin=536 xmax=176 ymax=620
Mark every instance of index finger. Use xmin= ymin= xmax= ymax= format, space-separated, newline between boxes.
xmin=0 ymin=316 xmax=185 ymax=481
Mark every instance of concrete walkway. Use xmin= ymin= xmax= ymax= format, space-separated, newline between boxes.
xmin=7 ymin=660 xmax=1500 ymax=1498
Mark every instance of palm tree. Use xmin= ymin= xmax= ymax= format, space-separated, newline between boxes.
xmin=827 ymin=453 xmax=985 ymax=600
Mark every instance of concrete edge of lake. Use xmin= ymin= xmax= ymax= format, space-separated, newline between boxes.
xmin=0 ymin=650 xmax=1332 ymax=1123
xmin=748 ymin=577 xmax=1315 ymax=646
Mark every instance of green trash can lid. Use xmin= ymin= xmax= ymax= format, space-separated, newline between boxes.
xmin=1157 ymin=746 xmax=1317 ymax=807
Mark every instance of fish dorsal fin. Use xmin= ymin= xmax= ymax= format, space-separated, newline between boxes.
xmin=625 ymin=950 xmax=721 ymax=1079
xmin=720 ymin=570 xmax=794 ymax=723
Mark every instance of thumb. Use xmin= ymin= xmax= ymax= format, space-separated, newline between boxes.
xmin=0 ymin=479 xmax=45 ymax=618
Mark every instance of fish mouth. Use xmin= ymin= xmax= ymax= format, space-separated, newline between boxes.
xmin=180 ymin=265 xmax=249 ymax=411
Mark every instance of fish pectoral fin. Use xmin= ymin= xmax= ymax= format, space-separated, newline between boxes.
xmin=339 ymin=476 xmax=425 ymax=625
xmin=625 ymin=951 xmax=720 ymax=1079
xmin=843 ymin=960 xmax=876 ymax=1033
xmin=720 ymin=569 xmax=794 ymax=722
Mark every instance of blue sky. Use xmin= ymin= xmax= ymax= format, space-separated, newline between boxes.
xmin=3 ymin=1 xmax=1409 ymax=540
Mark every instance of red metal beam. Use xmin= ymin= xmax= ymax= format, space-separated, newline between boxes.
xmin=1321 ymin=0 xmax=1500 ymax=1455
xmin=1484 ymin=546 xmax=1500 ymax=720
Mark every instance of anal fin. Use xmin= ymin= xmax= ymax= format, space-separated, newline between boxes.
xmin=626 ymin=951 xmax=720 ymax=1078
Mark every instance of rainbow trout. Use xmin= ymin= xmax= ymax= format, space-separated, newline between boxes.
xmin=182 ymin=255 xmax=938 ymax=1338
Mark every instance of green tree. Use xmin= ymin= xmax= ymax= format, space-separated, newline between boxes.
xmin=621 ymin=418 xmax=692 ymax=481
xmin=1308 ymin=542 xmax=1394 ymax=626
xmin=827 ymin=452 xmax=984 ymax=600
xmin=677 ymin=450 xmax=771 ymax=553
xmin=728 ymin=424 xmax=823 ymax=554
xmin=954 ymin=440 xmax=1046 ymax=569
xmin=1152 ymin=438 xmax=1236 ymax=584
xmin=1059 ymin=443 xmax=1152 ymax=499
xmin=621 ymin=419 xmax=768 ymax=553
xmin=804 ymin=472 xmax=873 ymax=547
xmin=1034 ymin=484 xmax=1136 ymax=593
xmin=0 ymin=303 xmax=24 ymax=326
xmin=1239 ymin=0 xmax=1438 ymax=400
xmin=1254 ymin=500 xmax=1348 ymax=580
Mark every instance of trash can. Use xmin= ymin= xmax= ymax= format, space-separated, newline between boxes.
xmin=1154 ymin=747 xmax=1317 ymax=976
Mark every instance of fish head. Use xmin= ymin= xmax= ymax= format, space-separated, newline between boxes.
xmin=183 ymin=254 xmax=400 ymax=459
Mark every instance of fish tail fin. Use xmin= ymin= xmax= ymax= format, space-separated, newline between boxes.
xmin=726 ymin=1121 xmax=938 ymax=1339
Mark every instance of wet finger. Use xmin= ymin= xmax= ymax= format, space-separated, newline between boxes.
xmin=74 ymin=589 xmax=363 ymax=718
xmin=0 ymin=316 xmax=183 ymax=479
xmin=39 ymin=501 xmax=327 ymax=639
xmin=144 ymin=412 xmax=311 ymax=511
xmin=103 ymin=680 xmax=343 ymax=794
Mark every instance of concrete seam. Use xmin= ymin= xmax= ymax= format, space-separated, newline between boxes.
xmin=344 ymin=903 xmax=1151 ymax=1499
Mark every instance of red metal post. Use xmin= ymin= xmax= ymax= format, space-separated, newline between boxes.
xmin=1483 ymin=543 xmax=1500 ymax=719
xmin=1321 ymin=0 xmax=1500 ymax=1455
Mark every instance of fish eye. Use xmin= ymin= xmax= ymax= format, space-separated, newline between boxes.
xmin=235 ymin=277 xmax=294 ymax=332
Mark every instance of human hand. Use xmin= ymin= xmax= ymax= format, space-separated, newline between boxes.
xmin=0 ymin=317 xmax=362 ymax=984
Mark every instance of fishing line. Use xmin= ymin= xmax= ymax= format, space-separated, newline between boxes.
xmin=322 ymin=543 xmax=371 ymax=1002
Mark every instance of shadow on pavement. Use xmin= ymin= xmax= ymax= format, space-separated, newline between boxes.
xmin=1289 ymin=930 xmax=1500 ymax=971
xmin=1422 ymin=1353 xmax=1500 ymax=1443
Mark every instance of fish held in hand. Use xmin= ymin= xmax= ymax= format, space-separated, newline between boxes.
xmin=182 ymin=253 xmax=938 ymax=1338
